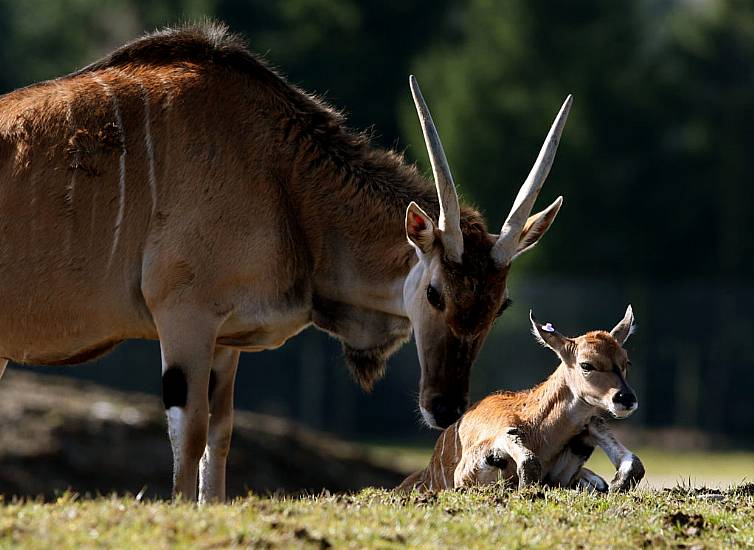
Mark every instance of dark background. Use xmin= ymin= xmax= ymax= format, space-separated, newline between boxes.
xmin=1 ymin=0 xmax=752 ymax=445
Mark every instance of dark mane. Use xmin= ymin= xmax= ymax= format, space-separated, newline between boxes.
xmin=75 ymin=21 xmax=266 ymax=78
xmin=73 ymin=21 xmax=459 ymax=221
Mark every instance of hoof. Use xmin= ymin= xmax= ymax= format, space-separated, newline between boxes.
xmin=610 ymin=455 xmax=645 ymax=492
xmin=576 ymin=468 xmax=608 ymax=493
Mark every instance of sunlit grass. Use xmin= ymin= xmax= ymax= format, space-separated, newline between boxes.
xmin=0 ymin=485 xmax=751 ymax=549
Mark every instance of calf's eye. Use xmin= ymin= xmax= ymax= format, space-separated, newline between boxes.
xmin=580 ymin=362 xmax=595 ymax=373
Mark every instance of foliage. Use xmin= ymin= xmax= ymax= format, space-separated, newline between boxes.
xmin=2 ymin=0 xmax=754 ymax=439
xmin=0 ymin=485 xmax=751 ymax=549
xmin=402 ymin=0 xmax=754 ymax=278
xmin=0 ymin=0 xmax=214 ymax=89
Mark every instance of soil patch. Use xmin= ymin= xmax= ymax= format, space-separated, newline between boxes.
xmin=0 ymin=370 xmax=403 ymax=499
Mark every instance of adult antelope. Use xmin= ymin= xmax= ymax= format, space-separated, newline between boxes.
xmin=0 ymin=23 xmax=571 ymax=501
xmin=399 ymin=307 xmax=645 ymax=493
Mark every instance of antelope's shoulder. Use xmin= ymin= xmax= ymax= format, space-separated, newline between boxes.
xmin=460 ymin=391 xmax=525 ymax=430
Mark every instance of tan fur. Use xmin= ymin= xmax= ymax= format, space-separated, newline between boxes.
xmin=0 ymin=23 xmax=566 ymax=500
xmin=399 ymin=309 xmax=645 ymax=493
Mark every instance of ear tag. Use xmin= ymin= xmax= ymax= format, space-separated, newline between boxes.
xmin=542 ymin=323 xmax=555 ymax=333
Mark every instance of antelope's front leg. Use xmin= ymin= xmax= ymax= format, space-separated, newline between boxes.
xmin=589 ymin=417 xmax=645 ymax=492
xmin=199 ymin=346 xmax=240 ymax=503
xmin=157 ymin=309 xmax=222 ymax=501
xmin=496 ymin=428 xmax=541 ymax=489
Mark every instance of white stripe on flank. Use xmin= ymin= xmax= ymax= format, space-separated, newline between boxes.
xmin=93 ymin=75 xmax=126 ymax=271
xmin=118 ymin=72 xmax=157 ymax=216
xmin=141 ymin=88 xmax=157 ymax=216
xmin=61 ymin=92 xmax=77 ymax=255
xmin=453 ymin=424 xmax=463 ymax=460
xmin=439 ymin=430 xmax=449 ymax=488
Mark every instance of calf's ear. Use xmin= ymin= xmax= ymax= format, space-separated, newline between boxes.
xmin=610 ymin=305 xmax=636 ymax=345
xmin=530 ymin=310 xmax=573 ymax=363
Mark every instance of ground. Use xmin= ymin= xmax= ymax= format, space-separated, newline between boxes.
xmin=0 ymin=484 xmax=752 ymax=549
xmin=0 ymin=370 xmax=752 ymax=548
xmin=0 ymin=370 xmax=402 ymax=498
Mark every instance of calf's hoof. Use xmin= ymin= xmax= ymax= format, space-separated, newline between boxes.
xmin=610 ymin=455 xmax=645 ymax=492
xmin=575 ymin=467 xmax=608 ymax=493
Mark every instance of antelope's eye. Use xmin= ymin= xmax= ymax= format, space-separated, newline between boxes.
xmin=426 ymin=285 xmax=444 ymax=311
xmin=496 ymin=298 xmax=513 ymax=317
xmin=580 ymin=362 xmax=595 ymax=373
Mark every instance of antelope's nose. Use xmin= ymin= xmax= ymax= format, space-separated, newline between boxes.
xmin=613 ymin=390 xmax=637 ymax=409
xmin=430 ymin=396 xmax=467 ymax=428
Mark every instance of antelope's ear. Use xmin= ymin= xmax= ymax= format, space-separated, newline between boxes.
xmin=405 ymin=202 xmax=436 ymax=254
xmin=610 ymin=305 xmax=636 ymax=345
xmin=511 ymin=197 xmax=563 ymax=262
xmin=530 ymin=309 xmax=572 ymax=362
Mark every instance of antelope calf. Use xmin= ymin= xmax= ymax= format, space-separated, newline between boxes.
xmin=399 ymin=306 xmax=645 ymax=493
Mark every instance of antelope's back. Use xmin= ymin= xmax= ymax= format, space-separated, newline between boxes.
xmin=0 ymin=57 xmax=297 ymax=363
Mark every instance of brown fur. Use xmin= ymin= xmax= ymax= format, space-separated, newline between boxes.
xmin=400 ymin=318 xmax=642 ymax=492
xmin=0 ymin=22 xmax=564 ymax=499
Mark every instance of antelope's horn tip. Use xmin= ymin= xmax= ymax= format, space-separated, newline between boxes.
xmin=562 ymin=95 xmax=574 ymax=113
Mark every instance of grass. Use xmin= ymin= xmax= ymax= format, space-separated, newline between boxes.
xmin=0 ymin=484 xmax=751 ymax=549
xmin=1 ymin=446 xmax=750 ymax=548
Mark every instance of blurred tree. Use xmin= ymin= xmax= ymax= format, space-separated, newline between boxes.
xmin=401 ymin=0 xmax=754 ymax=281
xmin=0 ymin=0 xmax=215 ymax=91
xmin=216 ymin=0 xmax=454 ymax=143
xmin=0 ymin=0 xmax=752 ymax=441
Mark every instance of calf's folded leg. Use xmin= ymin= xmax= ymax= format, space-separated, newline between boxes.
xmin=494 ymin=428 xmax=541 ymax=489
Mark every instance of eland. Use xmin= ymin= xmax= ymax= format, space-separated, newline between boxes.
xmin=0 ymin=23 xmax=572 ymax=501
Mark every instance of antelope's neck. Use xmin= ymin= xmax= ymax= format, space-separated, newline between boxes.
xmin=526 ymin=365 xmax=595 ymax=453
xmin=289 ymin=146 xmax=437 ymax=319
xmin=286 ymin=143 xmax=439 ymax=352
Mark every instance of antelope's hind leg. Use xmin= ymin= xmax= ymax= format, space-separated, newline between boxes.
xmin=453 ymin=439 xmax=500 ymax=488
xmin=574 ymin=468 xmax=609 ymax=492
xmin=547 ymin=428 xmax=608 ymax=492
xmin=589 ymin=417 xmax=645 ymax=492
xmin=199 ymin=346 xmax=240 ymax=503
xmin=494 ymin=428 xmax=541 ymax=489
